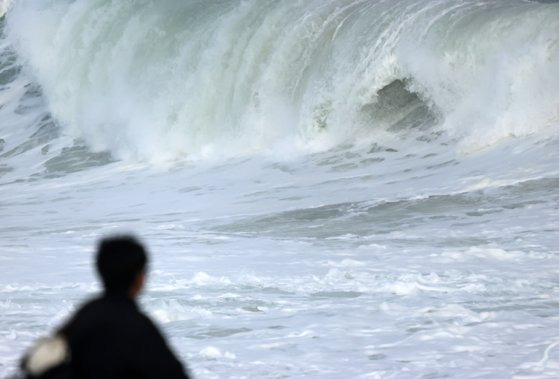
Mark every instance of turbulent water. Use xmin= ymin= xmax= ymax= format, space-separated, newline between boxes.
xmin=1 ymin=0 xmax=559 ymax=377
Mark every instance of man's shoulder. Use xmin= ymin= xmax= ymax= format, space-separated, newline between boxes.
xmin=64 ymin=294 xmax=149 ymax=334
xmin=76 ymin=294 xmax=134 ymax=313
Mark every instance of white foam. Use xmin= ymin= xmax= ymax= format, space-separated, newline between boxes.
xmin=0 ymin=0 xmax=11 ymax=17
xmin=198 ymin=346 xmax=236 ymax=360
xmin=6 ymin=0 xmax=558 ymax=161
xmin=151 ymin=302 xmax=213 ymax=324
xmin=442 ymin=246 xmax=523 ymax=261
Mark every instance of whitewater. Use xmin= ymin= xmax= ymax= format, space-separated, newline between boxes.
xmin=1 ymin=0 xmax=558 ymax=377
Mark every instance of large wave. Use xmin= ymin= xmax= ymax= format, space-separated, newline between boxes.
xmin=5 ymin=0 xmax=559 ymax=161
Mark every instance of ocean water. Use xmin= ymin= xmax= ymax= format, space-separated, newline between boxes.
xmin=1 ymin=0 xmax=559 ymax=377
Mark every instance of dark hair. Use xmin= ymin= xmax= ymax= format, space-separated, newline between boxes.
xmin=96 ymin=235 xmax=148 ymax=293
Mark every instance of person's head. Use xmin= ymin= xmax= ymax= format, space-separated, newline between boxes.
xmin=96 ymin=235 xmax=148 ymax=296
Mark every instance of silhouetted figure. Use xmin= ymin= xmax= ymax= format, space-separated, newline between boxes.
xmin=21 ymin=235 xmax=190 ymax=379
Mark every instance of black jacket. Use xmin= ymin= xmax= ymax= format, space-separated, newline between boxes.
xmin=58 ymin=293 xmax=190 ymax=379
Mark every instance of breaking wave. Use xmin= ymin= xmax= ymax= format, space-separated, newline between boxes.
xmin=3 ymin=0 xmax=559 ymax=161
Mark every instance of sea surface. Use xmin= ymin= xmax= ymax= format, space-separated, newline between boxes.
xmin=1 ymin=1 xmax=559 ymax=377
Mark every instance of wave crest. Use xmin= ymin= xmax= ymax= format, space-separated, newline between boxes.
xmin=6 ymin=0 xmax=559 ymax=161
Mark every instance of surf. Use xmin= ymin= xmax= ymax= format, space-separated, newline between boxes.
xmin=3 ymin=0 xmax=558 ymax=163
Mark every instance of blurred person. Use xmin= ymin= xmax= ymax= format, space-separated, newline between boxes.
xmin=21 ymin=235 xmax=190 ymax=379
